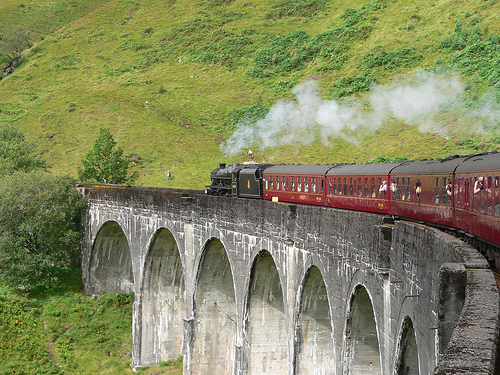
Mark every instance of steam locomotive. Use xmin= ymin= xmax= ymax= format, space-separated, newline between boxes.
xmin=206 ymin=152 xmax=500 ymax=254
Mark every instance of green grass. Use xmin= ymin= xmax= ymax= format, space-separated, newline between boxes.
xmin=0 ymin=269 xmax=183 ymax=375
xmin=1 ymin=0 xmax=500 ymax=190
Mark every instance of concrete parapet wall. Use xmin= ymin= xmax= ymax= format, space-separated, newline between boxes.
xmin=79 ymin=184 xmax=500 ymax=374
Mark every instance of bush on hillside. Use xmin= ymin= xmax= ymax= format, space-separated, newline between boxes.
xmin=0 ymin=171 xmax=84 ymax=289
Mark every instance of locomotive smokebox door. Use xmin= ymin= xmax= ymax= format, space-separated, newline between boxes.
xmin=238 ymin=167 xmax=262 ymax=198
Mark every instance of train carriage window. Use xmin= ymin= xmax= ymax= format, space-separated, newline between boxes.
xmin=349 ymin=178 xmax=354 ymax=196
xmin=291 ymin=176 xmax=295 ymax=191
xmin=473 ymin=177 xmax=480 ymax=212
xmin=442 ymin=177 xmax=448 ymax=205
xmin=434 ymin=177 xmax=440 ymax=205
xmin=487 ymin=176 xmax=493 ymax=214
xmin=378 ymin=178 xmax=385 ymax=198
xmin=343 ymin=178 xmax=348 ymax=196
xmin=495 ymin=176 xmax=499 ymax=216
xmin=320 ymin=178 xmax=324 ymax=193
xmin=283 ymin=176 xmax=287 ymax=191
xmin=406 ymin=177 xmax=411 ymax=201
xmin=364 ymin=178 xmax=369 ymax=197
xmin=304 ymin=177 xmax=309 ymax=193
xmin=265 ymin=178 xmax=269 ymax=190
xmin=358 ymin=178 xmax=363 ymax=197
xmin=371 ymin=178 xmax=376 ymax=198
xmin=312 ymin=177 xmax=317 ymax=193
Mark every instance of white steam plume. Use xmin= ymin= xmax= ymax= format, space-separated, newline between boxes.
xmin=221 ymin=70 xmax=500 ymax=155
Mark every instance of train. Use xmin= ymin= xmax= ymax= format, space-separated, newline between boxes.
xmin=206 ymin=152 xmax=500 ymax=258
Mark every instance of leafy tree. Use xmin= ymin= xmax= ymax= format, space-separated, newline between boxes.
xmin=0 ymin=26 xmax=32 ymax=61
xmin=0 ymin=171 xmax=84 ymax=288
xmin=0 ymin=126 xmax=47 ymax=178
xmin=78 ymin=128 xmax=138 ymax=184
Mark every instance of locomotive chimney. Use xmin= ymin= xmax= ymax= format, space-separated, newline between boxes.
xmin=219 ymin=163 xmax=226 ymax=168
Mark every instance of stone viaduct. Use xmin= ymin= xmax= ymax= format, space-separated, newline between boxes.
xmin=78 ymin=184 xmax=500 ymax=374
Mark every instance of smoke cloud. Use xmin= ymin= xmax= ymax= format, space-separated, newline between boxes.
xmin=221 ymin=70 xmax=500 ymax=155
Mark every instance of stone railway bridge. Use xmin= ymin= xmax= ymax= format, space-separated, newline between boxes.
xmin=78 ymin=184 xmax=500 ymax=375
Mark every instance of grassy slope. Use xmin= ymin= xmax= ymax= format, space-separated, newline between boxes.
xmin=0 ymin=271 xmax=182 ymax=375
xmin=0 ymin=0 xmax=499 ymax=190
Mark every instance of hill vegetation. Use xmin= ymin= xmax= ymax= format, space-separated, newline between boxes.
xmin=1 ymin=1 xmax=499 ymax=372
xmin=0 ymin=269 xmax=182 ymax=375
xmin=1 ymin=0 xmax=500 ymax=188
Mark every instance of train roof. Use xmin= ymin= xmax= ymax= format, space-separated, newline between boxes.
xmin=392 ymin=155 xmax=474 ymax=175
xmin=264 ymin=164 xmax=337 ymax=175
xmin=455 ymin=152 xmax=500 ymax=173
xmin=326 ymin=162 xmax=403 ymax=176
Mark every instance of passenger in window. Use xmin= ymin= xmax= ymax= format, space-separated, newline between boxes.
xmin=312 ymin=183 xmax=316 ymax=193
xmin=304 ymin=183 xmax=309 ymax=192
xmin=298 ymin=182 xmax=302 ymax=192
xmin=390 ymin=180 xmax=397 ymax=193
xmin=415 ymin=179 xmax=422 ymax=200
xmin=474 ymin=177 xmax=490 ymax=194
xmin=446 ymin=180 xmax=452 ymax=197
xmin=379 ymin=180 xmax=387 ymax=196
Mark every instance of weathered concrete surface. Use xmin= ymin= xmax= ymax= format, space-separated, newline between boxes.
xmin=79 ymin=184 xmax=500 ymax=375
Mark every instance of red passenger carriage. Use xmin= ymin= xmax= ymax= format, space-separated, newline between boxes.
xmin=454 ymin=152 xmax=500 ymax=246
xmin=263 ymin=164 xmax=335 ymax=205
xmin=390 ymin=156 xmax=468 ymax=228
xmin=325 ymin=163 xmax=402 ymax=214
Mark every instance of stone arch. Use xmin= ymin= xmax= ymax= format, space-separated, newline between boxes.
xmin=394 ymin=316 xmax=419 ymax=375
xmin=140 ymin=227 xmax=185 ymax=365
xmin=296 ymin=265 xmax=335 ymax=375
xmin=343 ymin=285 xmax=381 ymax=374
xmin=89 ymin=221 xmax=133 ymax=293
xmin=191 ymin=238 xmax=237 ymax=374
xmin=244 ymin=250 xmax=287 ymax=374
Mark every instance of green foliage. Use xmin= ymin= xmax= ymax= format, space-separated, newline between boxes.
xmin=248 ymin=0 xmax=383 ymax=78
xmin=361 ymin=46 xmax=423 ymax=70
xmin=438 ymin=20 xmax=500 ymax=103
xmin=160 ymin=356 xmax=183 ymax=368
xmin=53 ymin=54 xmax=80 ymax=71
xmin=158 ymin=11 xmax=248 ymax=68
xmin=0 ymin=286 xmax=62 ymax=375
xmin=0 ymin=274 xmax=137 ymax=375
xmin=251 ymin=30 xmax=314 ymax=76
xmin=340 ymin=0 xmax=386 ymax=27
xmin=0 ymin=26 xmax=32 ymax=61
xmin=264 ymin=0 xmax=329 ymax=19
xmin=0 ymin=127 xmax=47 ymax=178
xmin=369 ymin=155 xmax=408 ymax=163
xmin=0 ymin=171 xmax=84 ymax=289
xmin=328 ymin=70 xmax=376 ymax=98
xmin=78 ymin=128 xmax=138 ymax=184
xmin=223 ymin=104 xmax=270 ymax=131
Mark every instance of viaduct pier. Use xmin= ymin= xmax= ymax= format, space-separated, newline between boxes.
xmin=78 ymin=184 xmax=500 ymax=374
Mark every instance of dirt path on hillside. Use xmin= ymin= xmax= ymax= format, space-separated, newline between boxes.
xmin=40 ymin=307 xmax=70 ymax=375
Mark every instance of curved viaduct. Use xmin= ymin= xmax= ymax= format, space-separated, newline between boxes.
xmin=78 ymin=184 xmax=500 ymax=375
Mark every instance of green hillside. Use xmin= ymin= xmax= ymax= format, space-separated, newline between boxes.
xmin=1 ymin=0 xmax=500 ymax=189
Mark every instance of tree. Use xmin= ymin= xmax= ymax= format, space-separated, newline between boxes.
xmin=0 ymin=26 xmax=31 ymax=61
xmin=78 ymin=128 xmax=138 ymax=184
xmin=0 ymin=126 xmax=47 ymax=178
xmin=0 ymin=171 xmax=84 ymax=288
